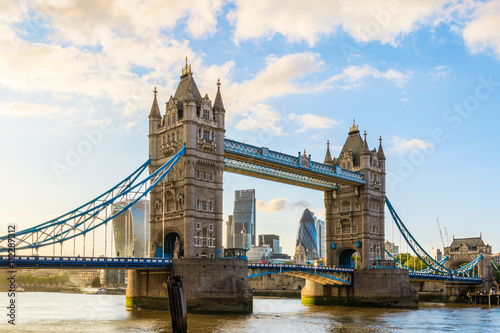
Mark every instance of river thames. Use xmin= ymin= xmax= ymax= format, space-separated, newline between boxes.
xmin=3 ymin=292 xmax=500 ymax=332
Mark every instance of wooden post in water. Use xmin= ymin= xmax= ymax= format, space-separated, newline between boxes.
xmin=167 ymin=275 xmax=187 ymax=333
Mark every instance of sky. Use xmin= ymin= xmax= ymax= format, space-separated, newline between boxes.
xmin=1 ymin=0 xmax=500 ymax=258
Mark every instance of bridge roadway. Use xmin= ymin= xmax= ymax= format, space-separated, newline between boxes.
xmin=0 ymin=256 xmax=482 ymax=285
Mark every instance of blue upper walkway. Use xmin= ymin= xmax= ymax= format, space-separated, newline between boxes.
xmin=224 ymin=139 xmax=366 ymax=190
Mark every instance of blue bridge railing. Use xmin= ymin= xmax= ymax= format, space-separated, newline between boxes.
xmin=224 ymin=139 xmax=366 ymax=187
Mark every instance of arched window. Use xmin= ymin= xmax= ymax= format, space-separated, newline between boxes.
xmin=342 ymin=201 xmax=351 ymax=212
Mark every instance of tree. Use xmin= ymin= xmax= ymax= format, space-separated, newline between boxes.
xmin=91 ymin=276 xmax=101 ymax=288
xmin=494 ymin=271 xmax=500 ymax=285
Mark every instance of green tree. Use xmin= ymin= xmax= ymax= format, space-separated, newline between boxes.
xmin=91 ymin=276 xmax=101 ymax=288
xmin=494 ymin=271 xmax=500 ymax=285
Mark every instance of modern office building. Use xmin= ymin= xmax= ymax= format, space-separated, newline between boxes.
xmin=295 ymin=208 xmax=318 ymax=261
xmin=431 ymin=248 xmax=443 ymax=262
xmin=258 ymin=234 xmax=281 ymax=255
xmin=112 ymin=199 xmax=150 ymax=258
xmin=226 ymin=189 xmax=256 ymax=249
xmin=225 ymin=215 xmax=234 ymax=248
xmin=384 ymin=241 xmax=400 ymax=259
xmin=315 ymin=217 xmax=325 ymax=258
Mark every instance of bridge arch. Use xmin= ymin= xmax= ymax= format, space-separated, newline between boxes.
xmin=154 ymin=228 xmax=182 ymax=259
xmin=338 ymin=248 xmax=359 ymax=269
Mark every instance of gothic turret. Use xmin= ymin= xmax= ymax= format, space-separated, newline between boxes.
xmin=213 ymin=79 xmax=225 ymax=130
xmin=378 ymin=136 xmax=386 ymax=160
xmin=149 ymin=87 xmax=161 ymax=118
xmin=324 ymin=140 xmax=333 ymax=165
xmin=149 ymin=87 xmax=161 ymax=159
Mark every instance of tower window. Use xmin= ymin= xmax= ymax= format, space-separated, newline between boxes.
xmin=209 ymin=172 xmax=213 ymax=181
xmin=198 ymin=128 xmax=201 ymax=138
xmin=203 ymin=108 xmax=210 ymax=120
xmin=211 ymin=131 xmax=214 ymax=141
xmin=196 ymin=170 xmax=200 ymax=179
xmin=203 ymin=129 xmax=210 ymax=140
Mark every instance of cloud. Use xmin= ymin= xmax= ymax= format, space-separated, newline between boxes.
xmin=0 ymin=101 xmax=62 ymax=118
xmin=125 ymin=121 xmax=137 ymax=131
xmin=256 ymin=198 xmax=311 ymax=213
xmin=387 ymin=136 xmax=432 ymax=154
xmin=287 ymin=199 xmax=311 ymax=212
xmin=326 ymin=65 xmax=412 ymax=90
xmin=462 ymin=1 xmax=500 ymax=59
xmin=289 ymin=113 xmax=339 ymax=133
xmin=256 ymin=198 xmax=288 ymax=212
xmin=235 ymin=103 xmax=285 ymax=136
xmin=224 ymin=52 xmax=324 ymax=118
xmin=227 ymin=0 xmax=451 ymax=46
xmin=427 ymin=65 xmax=451 ymax=79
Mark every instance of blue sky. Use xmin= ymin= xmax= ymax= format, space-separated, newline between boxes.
xmin=1 ymin=0 xmax=499 ymax=257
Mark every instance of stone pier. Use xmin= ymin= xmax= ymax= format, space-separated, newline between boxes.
xmin=126 ymin=258 xmax=252 ymax=313
xmin=301 ymin=269 xmax=418 ymax=308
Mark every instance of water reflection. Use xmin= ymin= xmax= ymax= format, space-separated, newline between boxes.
xmin=5 ymin=293 xmax=500 ymax=332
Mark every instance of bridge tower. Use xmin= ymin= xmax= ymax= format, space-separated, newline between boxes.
xmin=127 ymin=60 xmax=252 ymax=313
xmin=324 ymin=120 xmax=386 ymax=269
xmin=444 ymin=236 xmax=493 ymax=291
xmin=302 ymin=121 xmax=417 ymax=307
xmin=148 ymin=60 xmax=225 ymax=259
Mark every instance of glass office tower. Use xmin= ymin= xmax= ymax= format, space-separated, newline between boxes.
xmin=226 ymin=189 xmax=256 ymax=249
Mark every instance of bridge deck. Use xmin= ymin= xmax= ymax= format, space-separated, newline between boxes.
xmin=0 ymin=255 xmax=172 ymax=269
xmin=0 ymin=256 xmax=482 ymax=285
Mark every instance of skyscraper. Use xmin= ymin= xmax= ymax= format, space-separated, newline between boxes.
xmin=295 ymin=208 xmax=318 ymax=260
xmin=315 ymin=217 xmax=325 ymax=258
xmin=226 ymin=189 xmax=256 ymax=249
xmin=112 ymin=199 xmax=150 ymax=258
xmin=259 ymin=234 xmax=281 ymax=255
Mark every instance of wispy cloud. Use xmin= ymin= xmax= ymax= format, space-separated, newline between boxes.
xmin=0 ymin=101 xmax=62 ymax=118
xmin=256 ymin=198 xmax=311 ymax=212
xmin=325 ymin=65 xmax=412 ymax=90
xmin=228 ymin=0 xmax=451 ymax=46
xmin=289 ymin=113 xmax=339 ymax=133
xmin=387 ymin=136 xmax=432 ymax=154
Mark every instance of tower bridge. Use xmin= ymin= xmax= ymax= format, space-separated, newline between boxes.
xmin=0 ymin=60 xmax=493 ymax=312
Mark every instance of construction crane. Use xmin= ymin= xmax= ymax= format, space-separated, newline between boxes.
xmin=437 ymin=218 xmax=445 ymax=249
xmin=444 ymin=227 xmax=450 ymax=247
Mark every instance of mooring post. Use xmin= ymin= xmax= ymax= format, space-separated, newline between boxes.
xmin=167 ymin=275 xmax=187 ymax=333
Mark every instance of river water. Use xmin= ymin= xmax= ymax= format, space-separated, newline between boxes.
xmin=3 ymin=292 xmax=500 ymax=332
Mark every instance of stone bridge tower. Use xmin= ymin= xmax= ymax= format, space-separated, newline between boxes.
xmin=444 ymin=236 xmax=493 ymax=290
xmin=148 ymin=60 xmax=225 ymax=259
xmin=323 ymin=120 xmax=386 ymax=269
xmin=127 ymin=61 xmax=252 ymax=313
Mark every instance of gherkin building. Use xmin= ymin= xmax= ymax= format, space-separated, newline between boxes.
xmin=296 ymin=209 xmax=318 ymax=260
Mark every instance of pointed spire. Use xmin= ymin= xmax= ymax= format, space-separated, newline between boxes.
xmin=362 ymin=130 xmax=370 ymax=154
xmin=324 ymin=140 xmax=333 ymax=164
xmin=378 ymin=136 xmax=386 ymax=160
xmin=185 ymin=76 xmax=195 ymax=101
xmin=213 ymin=79 xmax=225 ymax=111
xmin=149 ymin=87 xmax=161 ymax=118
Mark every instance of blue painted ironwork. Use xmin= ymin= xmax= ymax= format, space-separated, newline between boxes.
xmin=493 ymin=260 xmax=499 ymax=273
xmin=385 ymin=249 xmax=449 ymax=273
xmin=409 ymin=272 xmax=482 ymax=284
xmin=248 ymin=263 xmax=352 ymax=285
xmin=386 ymin=197 xmax=452 ymax=274
xmin=0 ymin=255 xmax=172 ymax=269
xmin=0 ymin=146 xmax=186 ymax=253
xmin=224 ymin=158 xmax=338 ymax=190
xmin=224 ymin=139 xmax=366 ymax=189
xmin=386 ymin=197 xmax=484 ymax=280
